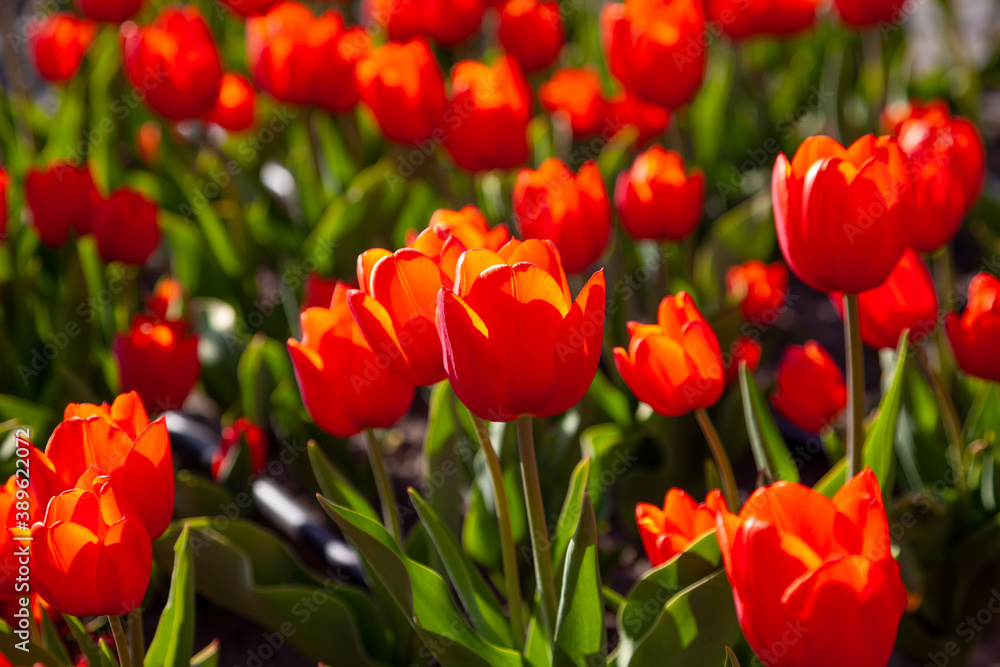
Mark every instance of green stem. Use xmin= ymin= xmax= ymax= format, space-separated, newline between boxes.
xmin=365 ymin=429 xmax=402 ymax=543
xmin=108 ymin=615 xmax=132 ymax=667
xmin=916 ymin=347 xmax=967 ymax=494
xmin=844 ymin=293 xmax=866 ymax=480
xmin=128 ymin=609 xmax=144 ymax=667
xmin=471 ymin=415 xmax=525 ymax=649
xmin=515 ymin=415 xmax=558 ymax=638
xmin=694 ymin=409 xmax=739 ymax=510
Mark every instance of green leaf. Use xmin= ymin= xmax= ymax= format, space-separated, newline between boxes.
xmin=191 ymin=640 xmax=220 ymax=667
xmin=965 ymin=382 xmax=1000 ymax=445
xmin=586 ymin=371 xmax=633 ymax=427
xmin=308 ymin=442 xmax=380 ymax=523
xmin=739 ymin=362 xmax=798 ymax=483
xmin=724 ymin=646 xmax=741 ymax=667
xmin=100 ymin=638 xmax=119 ymax=667
xmin=422 ymin=382 xmax=464 ymax=537
xmin=523 ymin=614 xmax=551 ymax=667
xmin=146 ymin=524 xmax=196 ymax=667
xmin=551 ymin=457 xmax=592 ymax=583
xmin=553 ymin=495 xmax=606 ymax=667
xmin=173 ymin=471 xmax=235 ymax=519
xmin=39 ymin=604 xmax=72 ymax=665
xmin=462 ymin=484 xmax=502 ymax=570
xmin=863 ymin=332 xmax=910 ymax=491
xmin=0 ymin=619 xmax=61 ymax=666
xmin=814 ymin=458 xmax=846 ymax=498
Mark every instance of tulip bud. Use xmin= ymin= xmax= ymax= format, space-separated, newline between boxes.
xmin=705 ymin=0 xmax=817 ymax=40
xmin=946 ymin=272 xmax=1000 ymax=383
xmin=607 ymin=91 xmax=670 ymax=147
xmin=25 ymin=161 xmax=103 ymax=247
xmin=363 ymin=0 xmax=487 ymax=46
xmin=539 ymin=68 xmax=610 ymax=138
xmin=724 ymin=336 xmax=762 ymax=386
xmin=637 ymin=488 xmax=727 ymax=566
xmin=94 ymin=187 xmax=160 ymax=265
xmin=114 ymin=315 xmax=201 ymax=412
xmin=834 ymin=0 xmax=903 ymax=27
xmin=203 ymin=73 xmax=257 ymax=132
xmin=213 ymin=417 xmax=268 ymax=480
xmin=615 ymin=147 xmax=704 ymax=242
xmin=30 ymin=13 xmax=96 ymax=82
xmin=498 ymin=0 xmax=563 ymax=73
xmin=726 ymin=260 xmax=789 ymax=323
xmin=771 ymin=341 xmax=846 ymax=432
xmin=76 ymin=0 xmax=143 ymax=23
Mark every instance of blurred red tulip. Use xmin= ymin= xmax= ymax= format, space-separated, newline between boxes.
xmin=218 ymin=0 xmax=281 ymax=17
xmin=356 ymin=38 xmax=448 ymax=145
xmin=406 ymin=206 xmax=510 ymax=281
xmin=539 ymin=68 xmax=609 ymax=138
xmin=203 ymin=72 xmax=257 ymax=132
xmin=364 ymin=0 xmax=486 ymax=46
xmin=498 ymin=0 xmax=563 ymax=73
xmin=93 ymin=187 xmax=160 ymax=265
xmin=946 ymin=273 xmax=1000 ymax=383
xmin=615 ymin=146 xmax=704 ymax=241
xmin=76 ymin=0 xmax=143 ymax=22
xmin=25 ymin=160 xmax=103 ymax=246
xmin=31 ymin=13 xmax=96 ymax=82
xmin=602 ymin=0 xmax=705 ymax=110
xmin=726 ymin=260 xmax=789 ymax=323
xmin=717 ymin=469 xmax=906 ymax=667
xmin=147 ymin=277 xmax=184 ymax=320
xmin=771 ymin=341 xmax=846 ymax=432
xmin=514 ymin=159 xmax=611 ymax=274
xmin=706 ymin=0 xmax=817 ymax=40
xmin=114 ymin=315 xmax=201 ymax=412
xmin=0 ymin=167 xmax=8 ymax=241
xmin=724 ymin=335 xmax=762 ymax=386
xmin=614 ymin=292 xmax=725 ymax=416
xmin=247 ymin=2 xmax=370 ymax=113
xmin=444 ymin=57 xmax=531 ymax=172
xmin=288 ymin=282 xmax=415 ymax=437
xmin=303 ymin=272 xmax=339 ymax=309
xmin=772 ymin=135 xmax=911 ymax=294
xmin=212 ymin=417 xmax=268 ymax=480
xmin=608 ymin=91 xmax=670 ymax=147
xmin=834 ymin=0 xmax=903 ymax=27
xmin=637 ymin=489 xmax=726 ymax=566
xmin=136 ymin=120 xmax=162 ymax=167
xmin=437 ymin=239 xmax=605 ymax=421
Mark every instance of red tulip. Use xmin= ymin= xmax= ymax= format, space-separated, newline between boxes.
xmin=288 ymin=282 xmax=415 ymax=437
xmin=218 ymin=0 xmax=281 ymax=18
xmin=0 ymin=167 xmax=8 ymax=241
xmin=833 ymin=0 xmax=903 ymax=27
xmin=602 ymin=0 xmax=705 ymax=110
xmin=539 ymin=68 xmax=610 ymax=138
xmin=771 ymin=341 xmax=846 ymax=432
xmin=0 ymin=474 xmax=46 ymax=600
xmin=637 ymin=488 xmax=726 ymax=567
xmin=203 ymin=73 xmax=257 ymax=132
xmin=437 ymin=239 xmax=605 ymax=422
xmin=444 ymin=56 xmax=531 ymax=172
xmin=406 ymin=206 xmax=511 ymax=281
xmin=212 ymin=417 xmax=268 ymax=480
xmin=136 ymin=120 xmax=162 ymax=167
xmin=25 ymin=160 xmax=103 ymax=246
xmin=31 ymin=13 xmax=96 ymax=82
xmin=726 ymin=260 xmax=789 ymax=323
xmin=303 ymin=272 xmax=339 ymax=310
xmin=31 ymin=468 xmax=152 ymax=617
xmin=76 ymin=0 xmax=143 ymax=22
xmin=614 ymin=292 xmax=725 ymax=416
xmin=946 ymin=272 xmax=1000 ymax=383
xmin=247 ymin=2 xmax=370 ymax=113
xmin=147 ymin=277 xmax=184 ymax=320
xmin=363 ymin=0 xmax=486 ymax=46
xmin=93 ymin=187 xmax=160 ymax=265
xmin=772 ymin=134 xmax=911 ymax=294
xmin=615 ymin=146 xmax=704 ymax=241
xmin=717 ymin=469 xmax=906 ymax=667
xmin=607 ymin=91 xmax=671 ymax=147
xmin=514 ymin=158 xmax=611 ymax=274
xmin=356 ymin=38 xmax=447 ymax=145
xmin=724 ymin=335 xmax=762 ymax=386
xmin=114 ymin=315 xmax=201 ymax=412
xmin=498 ymin=0 xmax=564 ymax=73
xmin=706 ymin=0 xmax=817 ymax=40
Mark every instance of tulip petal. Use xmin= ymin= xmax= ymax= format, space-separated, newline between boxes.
xmin=96 ymin=518 xmax=152 ymax=615
xmin=455 ymin=248 xmax=507 ymax=297
xmin=118 ymin=417 xmax=174 ymax=541
xmin=287 ymin=338 xmax=360 ymax=437
xmin=832 ymin=468 xmax=891 ymax=560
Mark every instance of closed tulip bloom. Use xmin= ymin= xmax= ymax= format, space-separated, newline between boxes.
xmin=498 ymin=0 xmax=563 ymax=73
xmin=637 ymin=488 xmax=727 ymax=567
xmin=717 ymin=469 xmax=906 ymax=667
xmin=122 ymin=7 xmax=223 ymax=121
xmin=608 ymin=91 xmax=671 ymax=146
xmin=247 ymin=2 xmax=370 ymax=113
xmin=218 ymin=0 xmax=280 ymax=17
xmin=726 ymin=260 xmax=789 ymax=323
xmin=93 ymin=187 xmax=160 ymax=265
xmin=444 ymin=57 xmax=531 ymax=172
xmin=833 ymin=0 xmax=903 ymax=27
xmin=946 ymin=273 xmax=1000 ymax=383
xmin=25 ymin=161 xmax=103 ymax=246
xmin=76 ymin=0 xmax=143 ymax=22
xmin=706 ymin=0 xmax=817 ymax=40
xmin=31 ymin=14 xmax=96 ymax=82
xmin=288 ymin=282 xmax=415 ymax=437
xmin=437 ymin=239 xmax=606 ymax=422
xmin=31 ymin=469 xmax=152 ymax=618
xmin=602 ymin=0 xmax=705 ymax=110
xmin=407 ymin=206 xmax=511 ymax=280
xmin=114 ymin=315 xmax=201 ymax=412
xmin=615 ymin=147 xmax=704 ymax=241
xmin=772 ymin=135 xmax=911 ymax=294
xmin=203 ymin=73 xmax=257 ymax=132
xmin=724 ymin=335 xmax=762 ymax=386
xmin=212 ymin=417 xmax=267 ymax=480
xmin=539 ymin=68 xmax=610 ymax=138
xmin=771 ymin=341 xmax=846 ymax=432
xmin=356 ymin=39 xmax=447 ymax=145
xmin=514 ymin=159 xmax=611 ymax=274
xmin=614 ymin=293 xmax=725 ymax=416
xmin=364 ymin=0 xmax=486 ymax=46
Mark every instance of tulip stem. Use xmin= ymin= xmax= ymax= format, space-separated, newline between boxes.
xmin=128 ymin=609 xmax=144 ymax=667
xmin=916 ymin=346 xmax=967 ymax=494
xmin=365 ymin=428 xmax=402 ymax=544
xmin=515 ymin=415 xmax=558 ymax=639
xmin=108 ymin=615 xmax=132 ymax=667
xmin=471 ymin=415 xmax=525 ymax=649
xmin=694 ymin=409 xmax=739 ymax=510
xmin=844 ymin=293 xmax=866 ymax=480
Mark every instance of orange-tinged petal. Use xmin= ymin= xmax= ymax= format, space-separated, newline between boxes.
xmin=357 ymin=248 xmax=393 ymax=294
xmin=455 ymin=248 xmax=507 ymax=297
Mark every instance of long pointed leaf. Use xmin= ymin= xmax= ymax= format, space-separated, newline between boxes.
xmin=146 ymin=524 xmax=195 ymax=667
xmin=553 ymin=495 xmax=605 ymax=667
xmin=739 ymin=362 xmax=798 ymax=483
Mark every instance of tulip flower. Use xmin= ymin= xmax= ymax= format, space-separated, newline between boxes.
xmin=602 ymin=0 xmax=705 ymax=110
xmin=891 ymin=100 xmax=985 ymax=252
xmin=93 ymin=187 xmax=160 ymax=265
xmin=247 ymin=2 xmax=370 ymax=113
xmin=705 ymin=0 xmax=817 ymax=40
xmin=607 ymin=91 xmax=670 ymax=147
xmin=122 ymin=6 xmax=223 ymax=121
xmin=212 ymin=417 xmax=268 ymax=480
xmin=771 ymin=341 xmax=847 ymax=432
xmin=356 ymin=38 xmax=448 ymax=145
xmin=833 ymin=0 xmax=903 ymax=27
xmin=364 ymin=0 xmax=487 ymax=46
xmin=772 ymin=135 xmax=911 ymax=294
xmin=288 ymin=282 xmax=415 ymax=437
xmin=0 ymin=475 xmax=46 ymax=600
xmin=76 ymin=0 xmax=143 ymax=22
xmin=637 ymin=489 xmax=727 ymax=567
xmin=218 ymin=0 xmax=280 ymax=17
xmin=514 ymin=159 xmax=611 ymax=274
xmin=406 ymin=206 xmax=511 ymax=280
xmin=47 ymin=391 xmax=175 ymax=541
xmin=946 ymin=272 xmax=1000 ymax=383
xmin=724 ymin=336 xmax=762 ymax=386
xmin=539 ymin=68 xmax=610 ymax=138
xmin=31 ymin=468 xmax=153 ymax=618
xmin=615 ymin=147 xmax=704 ymax=242
xmin=114 ymin=315 xmax=201 ymax=413
xmin=303 ymin=272 xmax=339 ymax=310
xmin=30 ymin=13 xmax=96 ymax=82
xmin=498 ymin=0 xmax=564 ymax=73
xmin=203 ymin=72 xmax=257 ymax=132
xmin=444 ymin=57 xmax=531 ymax=172
xmin=726 ymin=260 xmax=789 ymax=323
xmin=147 ymin=277 xmax=184 ymax=320
xmin=25 ymin=160 xmax=103 ymax=246
xmin=136 ymin=121 xmax=162 ymax=167
xmin=717 ymin=469 xmax=906 ymax=667
xmin=437 ymin=239 xmax=605 ymax=422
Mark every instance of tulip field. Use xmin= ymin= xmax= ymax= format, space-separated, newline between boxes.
xmin=2 ymin=0 xmax=1000 ymax=665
